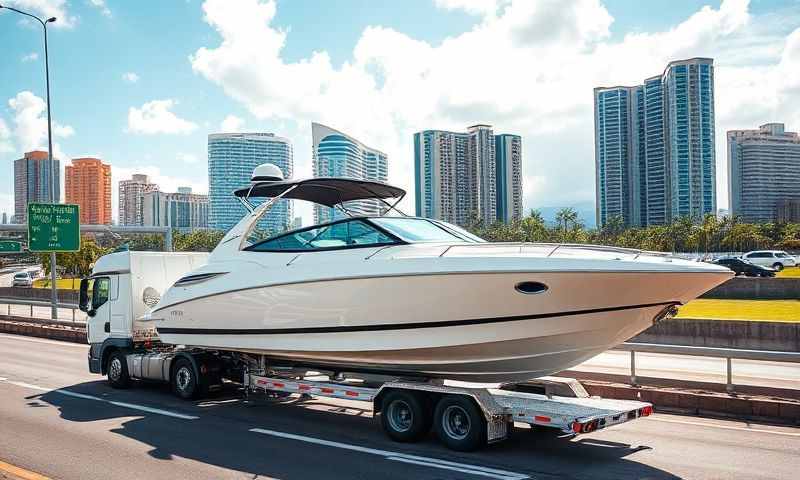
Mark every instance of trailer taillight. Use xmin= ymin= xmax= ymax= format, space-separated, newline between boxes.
xmin=639 ymin=405 xmax=653 ymax=417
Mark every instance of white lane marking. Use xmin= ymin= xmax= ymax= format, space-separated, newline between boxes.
xmin=250 ymin=428 xmax=529 ymax=480
xmin=1 ymin=378 xmax=198 ymax=420
xmin=0 ymin=333 xmax=87 ymax=348
xmin=386 ymin=457 xmax=519 ymax=480
xmin=648 ymin=416 xmax=800 ymax=437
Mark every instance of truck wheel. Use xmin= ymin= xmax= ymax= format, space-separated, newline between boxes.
xmin=107 ymin=350 xmax=131 ymax=389
xmin=772 ymin=263 xmax=784 ymax=271
xmin=171 ymin=358 xmax=200 ymax=400
xmin=380 ymin=390 xmax=431 ymax=442
xmin=434 ymin=395 xmax=486 ymax=452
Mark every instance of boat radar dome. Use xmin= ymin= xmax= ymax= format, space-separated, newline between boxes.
xmin=251 ymin=163 xmax=285 ymax=182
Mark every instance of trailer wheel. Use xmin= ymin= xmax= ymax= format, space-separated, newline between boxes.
xmin=107 ymin=350 xmax=130 ymax=389
xmin=434 ymin=395 xmax=486 ymax=452
xmin=380 ymin=390 xmax=431 ymax=442
xmin=171 ymin=358 xmax=200 ymax=400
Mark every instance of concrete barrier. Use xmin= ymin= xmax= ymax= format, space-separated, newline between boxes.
xmin=0 ymin=319 xmax=85 ymax=344
xmin=633 ymin=318 xmax=800 ymax=352
xmin=0 ymin=287 xmax=78 ymax=304
xmin=702 ymin=276 xmax=800 ymax=300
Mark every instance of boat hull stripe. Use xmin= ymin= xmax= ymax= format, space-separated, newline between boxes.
xmin=156 ymin=301 xmax=677 ymax=335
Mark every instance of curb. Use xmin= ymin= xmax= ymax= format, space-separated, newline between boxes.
xmin=0 ymin=319 xmax=86 ymax=344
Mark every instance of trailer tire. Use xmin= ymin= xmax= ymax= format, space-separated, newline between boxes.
xmin=171 ymin=358 xmax=201 ymax=400
xmin=380 ymin=390 xmax=431 ymax=443
xmin=434 ymin=395 xmax=486 ymax=452
xmin=107 ymin=350 xmax=131 ymax=389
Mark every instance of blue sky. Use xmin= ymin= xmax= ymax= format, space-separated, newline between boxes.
xmin=2 ymin=0 xmax=799 ymax=225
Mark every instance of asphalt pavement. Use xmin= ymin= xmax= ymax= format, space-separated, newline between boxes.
xmin=0 ymin=333 xmax=799 ymax=480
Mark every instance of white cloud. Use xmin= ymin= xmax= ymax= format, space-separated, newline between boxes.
xmin=7 ymin=91 xmax=72 ymax=160
xmin=191 ymin=0 xmax=800 ymax=212
xmin=220 ymin=114 xmax=244 ymax=132
xmin=5 ymin=0 xmax=77 ymax=28
xmin=122 ymin=72 xmax=139 ymax=83
xmin=177 ymin=152 xmax=199 ymax=164
xmin=435 ymin=0 xmax=504 ymax=17
xmin=87 ymin=0 xmax=111 ymax=17
xmin=127 ymin=99 xmax=198 ymax=135
xmin=111 ymin=165 xmax=207 ymax=222
xmin=0 ymin=119 xmax=13 ymax=153
xmin=21 ymin=52 xmax=39 ymax=62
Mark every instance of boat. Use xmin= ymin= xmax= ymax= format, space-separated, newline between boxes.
xmin=148 ymin=164 xmax=733 ymax=382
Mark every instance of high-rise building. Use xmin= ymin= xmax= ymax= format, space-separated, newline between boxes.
xmin=728 ymin=123 xmax=800 ymax=223
xmin=495 ymin=134 xmax=523 ymax=223
xmin=65 ymin=157 xmax=112 ymax=225
xmin=1 ymin=212 xmax=7 ymax=225
xmin=594 ymin=58 xmax=715 ymax=227
xmin=119 ymin=174 xmax=159 ymax=226
xmin=143 ymin=187 xmax=209 ymax=232
xmin=208 ymin=133 xmax=293 ymax=233
xmin=312 ymin=123 xmax=388 ymax=223
xmin=13 ymin=150 xmax=60 ymax=224
xmin=594 ymin=86 xmax=638 ymax=227
xmin=414 ymin=125 xmax=521 ymax=226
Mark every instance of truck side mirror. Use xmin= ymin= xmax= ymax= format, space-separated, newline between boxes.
xmin=79 ymin=279 xmax=91 ymax=312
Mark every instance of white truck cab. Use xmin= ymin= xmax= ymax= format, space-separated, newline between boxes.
xmin=79 ymin=251 xmax=208 ymax=375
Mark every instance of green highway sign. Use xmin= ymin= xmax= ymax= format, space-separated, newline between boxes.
xmin=0 ymin=241 xmax=22 ymax=253
xmin=27 ymin=203 xmax=80 ymax=252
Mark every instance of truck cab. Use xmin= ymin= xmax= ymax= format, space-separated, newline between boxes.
xmin=79 ymin=251 xmax=209 ymax=375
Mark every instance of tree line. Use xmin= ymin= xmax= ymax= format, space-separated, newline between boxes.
xmin=466 ymin=208 xmax=800 ymax=254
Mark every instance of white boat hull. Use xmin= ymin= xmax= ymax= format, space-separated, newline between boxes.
xmin=153 ymin=270 xmax=724 ymax=382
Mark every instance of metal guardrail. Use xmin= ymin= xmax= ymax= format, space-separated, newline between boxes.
xmin=0 ymin=297 xmax=81 ymax=322
xmin=614 ymin=342 xmax=800 ymax=393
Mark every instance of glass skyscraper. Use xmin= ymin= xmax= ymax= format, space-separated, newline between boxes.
xmin=312 ymin=123 xmax=388 ymax=223
xmin=208 ymin=133 xmax=293 ymax=233
xmin=414 ymin=125 xmax=521 ymax=226
xmin=13 ymin=150 xmax=60 ymax=224
xmin=594 ymin=58 xmax=715 ymax=227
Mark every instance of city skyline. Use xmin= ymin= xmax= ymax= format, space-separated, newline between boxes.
xmin=2 ymin=1 xmax=799 ymax=227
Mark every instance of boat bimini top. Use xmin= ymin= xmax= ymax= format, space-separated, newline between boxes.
xmin=234 ymin=162 xmax=406 ymax=216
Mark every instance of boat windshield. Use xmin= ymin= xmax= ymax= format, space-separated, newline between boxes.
xmin=370 ymin=217 xmax=484 ymax=243
xmin=246 ymin=218 xmax=398 ymax=252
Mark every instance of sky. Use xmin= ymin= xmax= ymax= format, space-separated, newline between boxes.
xmin=1 ymin=0 xmax=799 ymax=226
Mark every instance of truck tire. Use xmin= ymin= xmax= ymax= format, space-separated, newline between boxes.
xmin=433 ymin=395 xmax=486 ymax=452
xmin=772 ymin=262 xmax=784 ymax=271
xmin=107 ymin=350 xmax=131 ymax=389
xmin=171 ymin=358 xmax=201 ymax=400
xmin=380 ymin=390 xmax=431 ymax=442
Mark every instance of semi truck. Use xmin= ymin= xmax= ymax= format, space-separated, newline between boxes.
xmin=81 ymin=250 xmax=653 ymax=452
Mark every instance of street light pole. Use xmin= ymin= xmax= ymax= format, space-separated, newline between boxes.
xmin=1 ymin=4 xmax=60 ymax=319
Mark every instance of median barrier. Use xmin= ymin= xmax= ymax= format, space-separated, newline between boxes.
xmin=701 ymin=276 xmax=800 ymax=300
xmin=633 ymin=318 xmax=800 ymax=352
xmin=0 ymin=287 xmax=78 ymax=304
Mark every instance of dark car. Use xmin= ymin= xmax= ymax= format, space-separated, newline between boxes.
xmin=713 ymin=257 xmax=775 ymax=277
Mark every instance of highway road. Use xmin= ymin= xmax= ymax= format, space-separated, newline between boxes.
xmin=1 ymin=333 xmax=799 ymax=480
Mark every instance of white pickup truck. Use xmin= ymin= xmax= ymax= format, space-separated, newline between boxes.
xmin=80 ymin=250 xmax=653 ymax=452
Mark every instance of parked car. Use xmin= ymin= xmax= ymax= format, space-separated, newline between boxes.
xmin=741 ymin=250 xmax=797 ymax=271
xmin=12 ymin=271 xmax=34 ymax=287
xmin=713 ymin=257 xmax=776 ymax=277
